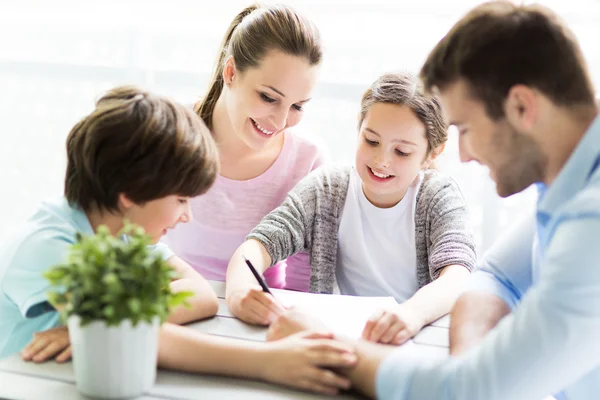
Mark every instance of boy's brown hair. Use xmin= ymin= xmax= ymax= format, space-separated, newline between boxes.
xmin=65 ymin=86 xmax=219 ymax=212
xmin=420 ymin=1 xmax=596 ymax=120
xmin=359 ymin=72 xmax=448 ymax=154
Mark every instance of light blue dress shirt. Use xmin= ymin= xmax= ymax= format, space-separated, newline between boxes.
xmin=0 ymin=197 xmax=174 ymax=359
xmin=376 ymin=115 xmax=600 ymax=400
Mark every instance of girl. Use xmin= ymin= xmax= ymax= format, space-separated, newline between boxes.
xmin=10 ymin=86 xmax=356 ymax=395
xmin=226 ymin=73 xmax=477 ymax=345
xmin=164 ymin=4 xmax=325 ymax=295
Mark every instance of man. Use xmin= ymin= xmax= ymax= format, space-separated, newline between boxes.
xmin=268 ymin=2 xmax=600 ymax=399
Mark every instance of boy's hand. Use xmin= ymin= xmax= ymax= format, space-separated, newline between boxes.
xmin=362 ymin=306 xmax=423 ymax=345
xmin=21 ymin=326 xmax=72 ymax=363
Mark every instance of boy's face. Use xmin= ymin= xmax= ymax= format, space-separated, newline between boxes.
xmin=122 ymin=195 xmax=193 ymax=243
xmin=355 ymin=103 xmax=432 ymax=208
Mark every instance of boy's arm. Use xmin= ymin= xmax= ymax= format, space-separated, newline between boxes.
xmin=165 ymin=256 xmax=219 ymax=324
xmin=158 ymin=323 xmax=358 ymax=396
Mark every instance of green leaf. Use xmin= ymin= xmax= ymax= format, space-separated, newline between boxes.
xmin=44 ymin=222 xmax=186 ymax=325
xmin=128 ymin=298 xmax=141 ymax=314
xmin=103 ymin=305 xmax=115 ymax=318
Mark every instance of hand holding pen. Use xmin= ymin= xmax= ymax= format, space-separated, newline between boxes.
xmin=226 ymin=255 xmax=286 ymax=326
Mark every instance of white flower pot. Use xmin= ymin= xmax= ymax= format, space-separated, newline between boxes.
xmin=68 ymin=315 xmax=160 ymax=399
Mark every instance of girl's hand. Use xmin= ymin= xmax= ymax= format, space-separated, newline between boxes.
xmin=361 ymin=307 xmax=423 ymax=345
xmin=21 ymin=326 xmax=72 ymax=363
xmin=260 ymin=331 xmax=357 ymax=395
xmin=227 ymin=285 xmax=286 ymax=325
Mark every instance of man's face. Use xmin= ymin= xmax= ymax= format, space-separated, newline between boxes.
xmin=438 ymin=80 xmax=545 ymax=197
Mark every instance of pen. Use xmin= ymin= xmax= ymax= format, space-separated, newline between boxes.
xmin=242 ymin=255 xmax=273 ymax=295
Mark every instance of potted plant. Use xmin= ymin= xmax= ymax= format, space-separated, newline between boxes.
xmin=45 ymin=223 xmax=191 ymax=399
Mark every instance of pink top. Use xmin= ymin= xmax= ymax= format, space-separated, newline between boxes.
xmin=164 ymin=132 xmax=325 ymax=292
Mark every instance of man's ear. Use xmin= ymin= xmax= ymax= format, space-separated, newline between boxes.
xmin=222 ymin=56 xmax=237 ymax=88
xmin=504 ymin=84 xmax=538 ymax=132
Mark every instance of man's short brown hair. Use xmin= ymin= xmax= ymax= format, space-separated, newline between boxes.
xmin=65 ymin=86 xmax=219 ymax=212
xmin=420 ymin=1 xmax=596 ymax=119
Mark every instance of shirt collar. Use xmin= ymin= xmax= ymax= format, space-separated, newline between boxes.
xmin=538 ymin=115 xmax=600 ymax=216
xmin=62 ymin=197 xmax=95 ymax=236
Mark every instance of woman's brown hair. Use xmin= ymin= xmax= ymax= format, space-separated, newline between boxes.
xmin=195 ymin=3 xmax=322 ymax=130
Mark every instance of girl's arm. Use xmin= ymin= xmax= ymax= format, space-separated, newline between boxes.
xmin=226 ymin=239 xmax=284 ymax=325
xmin=158 ymin=323 xmax=357 ymax=396
xmin=166 ymin=256 xmax=219 ymax=324
xmin=362 ymin=265 xmax=470 ymax=344
xmin=363 ymin=176 xmax=477 ymax=344
xmin=226 ymin=170 xmax=324 ymax=325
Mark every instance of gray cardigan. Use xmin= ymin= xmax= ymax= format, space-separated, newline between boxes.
xmin=248 ymin=165 xmax=476 ymax=294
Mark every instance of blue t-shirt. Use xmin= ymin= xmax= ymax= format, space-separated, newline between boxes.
xmin=0 ymin=197 xmax=173 ymax=359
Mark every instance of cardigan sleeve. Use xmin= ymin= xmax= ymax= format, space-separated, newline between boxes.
xmin=423 ymin=174 xmax=477 ymax=280
xmin=246 ymin=168 xmax=324 ymax=267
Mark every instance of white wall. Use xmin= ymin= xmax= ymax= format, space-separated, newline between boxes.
xmin=1 ymin=0 xmax=598 ymax=254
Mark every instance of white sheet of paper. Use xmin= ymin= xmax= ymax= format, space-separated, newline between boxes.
xmin=270 ymin=288 xmax=398 ymax=338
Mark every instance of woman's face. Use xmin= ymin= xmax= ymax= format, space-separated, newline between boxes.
xmin=222 ymin=49 xmax=319 ymax=150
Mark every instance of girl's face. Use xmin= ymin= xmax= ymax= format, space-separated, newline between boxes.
xmin=355 ymin=103 xmax=437 ymax=208
xmin=222 ymin=49 xmax=319 ymax=151
xmin=120 ymin=195 xmax=193 ymax=244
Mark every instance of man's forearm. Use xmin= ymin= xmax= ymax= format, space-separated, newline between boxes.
xmin=449 ymin=292 xmax=510 ymax=356
xmin=330 ymin=338 xmax=392 ymax=399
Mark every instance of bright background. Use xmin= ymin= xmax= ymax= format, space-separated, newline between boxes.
xmin=1 ymin=0 xmax=599 ymax=253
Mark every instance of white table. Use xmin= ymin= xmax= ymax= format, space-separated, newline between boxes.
xmin=0 ymin=281 xmax=451 ymax=399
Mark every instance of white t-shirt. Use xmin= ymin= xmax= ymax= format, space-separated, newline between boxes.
xmin=336 ymin=168 xmax=423 ymax=302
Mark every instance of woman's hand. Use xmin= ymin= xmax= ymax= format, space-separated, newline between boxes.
xmin=260 ymin=331 xmax=357 ymax=395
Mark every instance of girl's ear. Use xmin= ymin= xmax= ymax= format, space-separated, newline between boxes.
xmin=422 ymin=143 xmax=446 ymax=169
